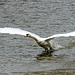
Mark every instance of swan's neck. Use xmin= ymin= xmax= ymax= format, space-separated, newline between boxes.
xmin=30 ymin=35 xmax=40 ymax=42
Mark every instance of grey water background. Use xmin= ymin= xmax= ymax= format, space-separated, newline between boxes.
xmin=0 ymin=0 xmax=75 ymax=75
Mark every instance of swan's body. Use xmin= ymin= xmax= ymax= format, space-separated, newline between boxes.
xmin=25 ymin=34 xmax=53 ymax=52
xmin=0 ymin=27 xmax=75 ymax=52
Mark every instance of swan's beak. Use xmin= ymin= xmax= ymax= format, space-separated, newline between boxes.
xmin=25 ymin=34 xmax=28 ymax=37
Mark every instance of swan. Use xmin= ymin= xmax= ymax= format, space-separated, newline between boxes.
xmin=25 ymin=34 xmax=54 ymax=52
xmin=25 ymin=31 xmax=75 ymax=52
xmin=0 ymin=27 xmax=75 ymax=53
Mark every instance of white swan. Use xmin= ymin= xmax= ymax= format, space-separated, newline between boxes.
xmin=25 ymin=31 xmax=75 ymax=52
xmin=0 ymin=27 xmax=75 ymax=53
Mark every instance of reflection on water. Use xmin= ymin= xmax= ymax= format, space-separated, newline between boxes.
xmin=36 ymin=51 xmax=52 ymax=60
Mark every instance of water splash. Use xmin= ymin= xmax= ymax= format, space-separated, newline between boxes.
xmin=52 ymin=44 xmax=65 ymax=50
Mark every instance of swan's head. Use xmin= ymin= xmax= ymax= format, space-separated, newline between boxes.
xmin=25 ymin=34 xmax=31 ymax=37
xmin=25 ymin=33 xmax=40 ymax=41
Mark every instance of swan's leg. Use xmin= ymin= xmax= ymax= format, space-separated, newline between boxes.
xmin=50 ymin=47 xmax=54 ymax=52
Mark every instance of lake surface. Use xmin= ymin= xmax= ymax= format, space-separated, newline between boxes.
xmin=0 ymin=0 xmax=75 ymax=75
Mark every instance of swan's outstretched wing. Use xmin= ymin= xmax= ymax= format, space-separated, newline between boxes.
xmin=0 ymin=27 xmax=40 ymax=38
xmin=0 ymin=27 xmax=30 ymax=35
xmin=0 ymin=27 xmax=75 ymax=41
xmin=45 ymin=31 xmax=75 ymax=41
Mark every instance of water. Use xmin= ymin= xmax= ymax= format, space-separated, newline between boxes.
xmin=0 ymin=0 xmax=75 ymax=75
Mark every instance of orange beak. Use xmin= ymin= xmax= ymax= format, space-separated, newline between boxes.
xmin=25 ymin=34 xmax=28 ymax=37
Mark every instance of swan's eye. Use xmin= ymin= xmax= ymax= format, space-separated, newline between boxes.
xmin=25 ymin=34 xmax=29 ymax=37
xmin=26 ymin=34 xmax=29 ymax=36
